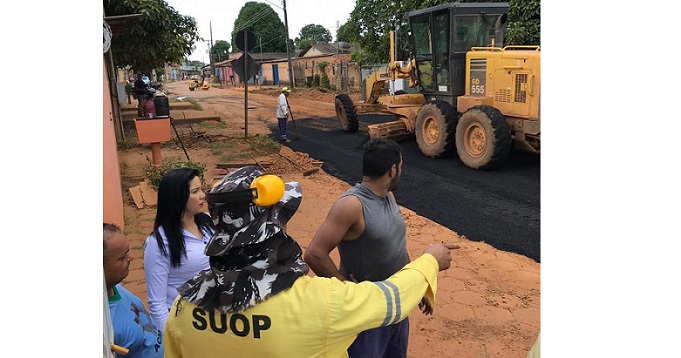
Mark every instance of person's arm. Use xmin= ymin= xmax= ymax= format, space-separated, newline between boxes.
xmin=143 ymin=235 xmax=171 ymax=332
xmin=327 ymin=243 xmax=459 ymax=339
xmin=304 ymin=196 xmax=363 ymax=281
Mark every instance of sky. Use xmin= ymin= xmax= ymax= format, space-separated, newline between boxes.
xmin=165 ymin=0 xmax=357 ymax=63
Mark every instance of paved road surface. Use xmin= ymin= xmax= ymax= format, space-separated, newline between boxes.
xmin=276 ymin=114 xmax=540 ymax=263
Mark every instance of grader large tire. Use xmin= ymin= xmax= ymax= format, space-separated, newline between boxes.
xmin=414 ymin=100 xmax=458 ymax=157
xmin=335 ymin=94 xmax=358 ymax=132
xmin=455 ymin=105 xmax=512 ymax=170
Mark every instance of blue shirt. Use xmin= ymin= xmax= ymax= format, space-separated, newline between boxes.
xmin=109 ymin=285 xmax=164 ymax=358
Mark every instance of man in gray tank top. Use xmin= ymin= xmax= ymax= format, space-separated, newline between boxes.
xmin=305 ymin=138 xmax=432 ymax=358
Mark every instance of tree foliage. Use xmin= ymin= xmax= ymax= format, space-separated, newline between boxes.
xmin=104 ymin=0 xmax=201 ymax=75
xmin=295 ymin=24 xmax=332 ymax=48
xmin=336 ymin=22 xmax=359 ymax=43
xmin=506 ymin=0 xmax=540 ymax=45
xmin=211 ymin=40 xmax=231 ymax=62
xmin=231 ymin=2 xmax=287 ymax=53
xmin=344 ymin=0 xmax=540 ymax=63
xmin=188 ymin=60 xmax=204 ymax=69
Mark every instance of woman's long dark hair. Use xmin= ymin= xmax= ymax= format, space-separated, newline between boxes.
xmin=152 ymin=168 xmax=215 ymax=268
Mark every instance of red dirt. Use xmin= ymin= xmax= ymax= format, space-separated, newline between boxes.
xmin=117 ymin=81 xmax=540 ymax=358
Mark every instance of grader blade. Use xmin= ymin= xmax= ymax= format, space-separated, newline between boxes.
xmin=367 ymin=120 xmax=414 ymax=141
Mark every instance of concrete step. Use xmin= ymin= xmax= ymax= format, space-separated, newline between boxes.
xmin=122 ymin=109 xmax=221 ymax=125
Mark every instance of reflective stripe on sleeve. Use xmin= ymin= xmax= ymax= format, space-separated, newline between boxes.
xmin=374 ymin=281 xmax=401 ymax=326
xmin=382 ymin=281 xmax=402 ymax=325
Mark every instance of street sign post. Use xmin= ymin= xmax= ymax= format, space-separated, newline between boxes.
xmin=234 ymin=28 xmax=258 ymax=138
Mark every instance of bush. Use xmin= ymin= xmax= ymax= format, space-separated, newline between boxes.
xmin=320 ymin=73 xmax=330 ymax=89
xmin=144 ymin=159 xmax=207 ymax=190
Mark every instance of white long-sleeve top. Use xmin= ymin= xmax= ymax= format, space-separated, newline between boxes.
xmin=276 ymin=93 xmax=289 ymax=118
xmin=143 ymin=224 xmax=211 ymax=332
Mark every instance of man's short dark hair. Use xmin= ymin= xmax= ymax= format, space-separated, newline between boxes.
xmin=103 ymin=222 xmax=122 ymax=253
xmin=362 ymin=138 xmax=403 ymax=178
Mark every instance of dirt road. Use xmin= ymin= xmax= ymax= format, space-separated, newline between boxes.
xmin=117 ymin=80 xmax=540 ymax=358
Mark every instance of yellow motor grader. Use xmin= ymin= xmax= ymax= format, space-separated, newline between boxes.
xmin=334 ymin=2 xmax=540 ymax=170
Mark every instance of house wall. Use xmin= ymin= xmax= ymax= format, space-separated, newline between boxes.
xmin=255 ymin=55 xmax=364 ymax=91
xmin=103 ymin=58 xmax=125 ymax=230
xmin=260 ymin=61 xmax=292 ymax=86
xmin=346 ymin=62 xmax=362 ymax=91
xmin=286 ymin=54 xmax=357 ymax=90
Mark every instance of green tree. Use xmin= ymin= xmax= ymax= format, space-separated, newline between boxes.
xmin=506 ymin=0 xmax=540 ymax=45
xmin=344 ymin=0 xmax=414 ymax=64
xmin=189 ymin=60 xmax=204 ymax=69
xmin=295 ymin=24 xmax=332 ymax=48
xmin=344 ymin=0 xmax=540 ymax=63
xmin=211 ymin=40 xmax=231 ymax=62
xmin=103 ymin=0 xmax=201 ymax=75
xmin=231 ymin=2 xmax=287 ymax=53
xmin=336 ymin=22 xmax=359 ymax=43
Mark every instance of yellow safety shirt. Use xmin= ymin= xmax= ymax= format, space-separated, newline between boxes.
xmin=164 ymin=254 xmax=439 ymax=358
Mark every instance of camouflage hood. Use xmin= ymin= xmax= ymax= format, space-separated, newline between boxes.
xmin=177 ymin=166 xmax=308 ymax=313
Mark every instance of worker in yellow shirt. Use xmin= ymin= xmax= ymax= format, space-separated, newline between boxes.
xmin=163 ymin=166 xmax=460 ymax=358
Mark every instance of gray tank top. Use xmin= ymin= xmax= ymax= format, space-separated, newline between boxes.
xmin=338 ymin=183 xmax=409 ymax=281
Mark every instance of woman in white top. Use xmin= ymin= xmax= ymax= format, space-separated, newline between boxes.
xmin=143 ymin=168 xmax=215 ymax=332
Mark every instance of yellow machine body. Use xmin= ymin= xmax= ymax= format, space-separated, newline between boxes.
xmin=457 ymin=46 xmax=540 ymax=153
xmin=333 ymin=2 xmax=540 ymax=169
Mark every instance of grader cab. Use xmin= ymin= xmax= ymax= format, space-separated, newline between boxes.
xmin=334 ymin=2 xmax=540 ymax=169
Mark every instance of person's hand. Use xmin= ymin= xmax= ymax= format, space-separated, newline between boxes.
xmin=418 ymin=296 xmax=433 ymax=315
xmin=423 ymin=242 xmax=460 ymax=271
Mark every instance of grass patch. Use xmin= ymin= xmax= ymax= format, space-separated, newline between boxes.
xmin=187 ymin=99 xmax=202 ymax=111
xmin=196 ymin=121 xmax=226 ymax=129
xmin=209 ymin=134 xmax=280 ymax=163
xmin=247 ymin=134 xmax=280 ymax=154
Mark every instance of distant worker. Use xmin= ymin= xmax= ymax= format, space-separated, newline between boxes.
xmin=276 ymin=87 xmax=291 ymax=143
xmin=134 ymin=73 xmax=148 ymax=117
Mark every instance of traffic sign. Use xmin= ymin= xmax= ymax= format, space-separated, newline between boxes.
xmin=235 ymin=29 xmax=256 ymax=51
xmin=232 ymin=53 xmax=260 ymax=79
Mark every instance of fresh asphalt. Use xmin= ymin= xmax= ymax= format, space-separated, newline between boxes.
xmin=273 ymin=114 xmax=540 ymax=263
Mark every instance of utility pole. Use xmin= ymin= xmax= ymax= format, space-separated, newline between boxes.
xmin=282 ymin=0 xmax=294 ymax=87
xmin=259 ymin=37 xmax=263 ymax=88
xmin=210 ymin=21 xmax=215 ymax=81
xmin=336 ymin=20 xmax=341 ymax=90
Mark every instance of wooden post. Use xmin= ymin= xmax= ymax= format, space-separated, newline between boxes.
xmin=150 ymin=143 xmax=162 ymax=168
